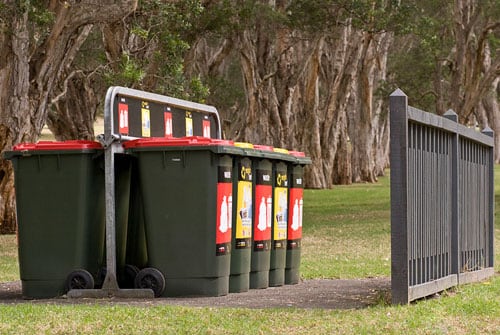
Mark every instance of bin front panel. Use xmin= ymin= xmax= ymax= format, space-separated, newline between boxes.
xmin=254 ymin=164 xmax=272 ymax=251
xmin=273 ymin=162 xmax=288 ymax=249
xmin=136 ymin=149 xmax=232 ymax=278
xmin=234 ymin=158 xmax=252 ymax=249
xmin=13 ymin=151 xmax=105 ymax=283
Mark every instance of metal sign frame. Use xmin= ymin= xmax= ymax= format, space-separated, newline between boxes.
xmin=68 ymin=86 xmax=222 ymax=298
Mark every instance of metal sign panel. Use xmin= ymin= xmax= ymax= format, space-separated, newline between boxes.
xmin=106 ymin=86 xmax=221 ymax=141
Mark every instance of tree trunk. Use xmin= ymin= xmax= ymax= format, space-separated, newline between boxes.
xmin=0 ymin=6 xmax=31 ymax=233
xmin=0 ymin=1 xmax=138 ymax=233
xmin=185 ymin=16 xmax=392 ymax=188
xmin=482 ymin=78 xmax=500 ymax=163
xmin=349 ymin=31 xmax=391 ymax=183
xmin=449 ymin=1 xmax=500 ymax=125
xmin=47 ymin=70 xmax=99 ymax=141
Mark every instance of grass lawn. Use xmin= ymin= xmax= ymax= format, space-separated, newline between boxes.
xmin=0 ymin=168 xmax=499 ymax=334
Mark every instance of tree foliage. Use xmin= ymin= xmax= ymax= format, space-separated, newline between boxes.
xmin=0 ymin=0 xmax=499 ymax=231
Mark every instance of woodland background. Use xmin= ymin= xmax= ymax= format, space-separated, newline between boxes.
xmin=0 ymin=0 xmax=499 ymax=233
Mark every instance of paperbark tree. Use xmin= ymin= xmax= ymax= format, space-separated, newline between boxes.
xmin=0 ymin=0 xmax=138 ymax=233
xmin=185 ymin=0 xmax=394 ymax=188
xmin=450 ymin=0 xmax=500 ymax=124
xmin=387 ymin=0 xmax=499 ymax=159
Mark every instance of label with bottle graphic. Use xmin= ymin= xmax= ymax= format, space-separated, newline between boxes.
xmin=185 ymin=111 xmax=193 ymax=136
xmin=254 ymin=168 xmax=272 ymax=251
xmin=287 ymin=187 xmax=303 ymax=249
xmin=118 ymin=103 xmax=129 ymax=135
xmin=141 ymin=101 xmax=151 ymax=137
xmin=235 ymin=160 xmax=252 ymax=249
xmin=273 ymin=186 xmax=288 ymax=247
xmin=203 ymin=119 xmax=211 ymax=138
xmin=216 ymin=166 xmax=232 ymax=256
xmin=164 ymin=109 xmax=173 ymax=137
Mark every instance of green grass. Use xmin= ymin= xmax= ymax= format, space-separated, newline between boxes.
xmin=0 ymin=279 xmax=498 ymax=334
xmin=0 ymin=235 xmax=18 ymax=282
xmin=0 ymin=168 xmax=499 ymax=334
xmin=302 ymin=175 xmax=391 ymax=279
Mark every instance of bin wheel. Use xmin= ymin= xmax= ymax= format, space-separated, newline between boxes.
xmin=121 ymin=264 xmax=140 ymax=289
xmin=66 ymin=269 xmax=95 ymax=291
xmin=134 ymin=267 xmax=165 ymax=297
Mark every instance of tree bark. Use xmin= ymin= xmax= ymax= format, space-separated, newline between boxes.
xmin=482 ymin=78 xmax=500 ymax=163
xmin=0 ymin=1 xmax=138 ymax=233
xmin=0 ymin=6 xmax=31 ymax=233
xmin=185 ymin=14 xmax=391 ymax=188
xmin=349 ymin=32 xmax=391 ymax=183
xmin=47 ymin=70 xmax=99 ymax=140
xmin=449 ymin=1 xmax=500 ymax=125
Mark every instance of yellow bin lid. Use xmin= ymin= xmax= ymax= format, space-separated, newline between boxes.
xmin=273 ymin=147 xmax=289 ymax=154
xmin=234 ymin=142 xmax=254 ymax=149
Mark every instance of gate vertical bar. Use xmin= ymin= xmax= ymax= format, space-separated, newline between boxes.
xmin=443 ymin=110 xmax=459 ymax=281
xmin=390 ymin=89 xmax=409 ymax=304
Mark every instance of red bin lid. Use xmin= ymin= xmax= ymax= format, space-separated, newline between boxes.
xmin=13 ymin=140 xmax=102 ymax=151
xmin=289 ymin=151 xmax=306 ymax=157
xmin=123 ymin=136 xmax=234 ymax=148
xmin=253 ymin=144 xmax=274 ymax=151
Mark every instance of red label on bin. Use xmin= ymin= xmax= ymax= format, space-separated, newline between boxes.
xmin=203 ymin=119 xmax=211 ymax=138
xmin=164 ymin=111 xmax=173 ymax=137
xmin=254 ymin=184 xmax=272 ymax=242
xmin=288 ymin=187 xmax=303 ymax=240
xmin=118 ymin=103 xmax=129 ymax=135
xmin=216 ymin=182 xmax=232 ymax=255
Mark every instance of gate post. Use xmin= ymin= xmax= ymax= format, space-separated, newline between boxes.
xmin=390 ymin=89 xmax=409 ymax=304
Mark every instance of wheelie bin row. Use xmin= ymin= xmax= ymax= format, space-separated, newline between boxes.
xmin=5 ymin=137 xmax=310 ymax=299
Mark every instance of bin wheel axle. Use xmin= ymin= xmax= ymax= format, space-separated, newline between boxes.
xmin=121 ymin=264 xmax=140 ymax=289
xmin=134 ymin=267 xmax=165 ymax=297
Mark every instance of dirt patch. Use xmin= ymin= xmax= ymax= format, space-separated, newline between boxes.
xmin=0 ymin=278 xmax=390 ymax=309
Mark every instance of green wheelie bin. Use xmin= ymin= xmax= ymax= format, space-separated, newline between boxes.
xmin=285 ymin=151 xmax=311 ymax=285
xmin=248 ymin=145 xmax=277 ymax=289
xmin=123 ymin=136 xmax=242 ymax=297
xmin=113 ymin=152 xmax=139 ymax=289
xmin=5 ymin=140 xmax=106 ymax=298
xmin=123 ymin=155 xmax=149 ymax=283
xmin=269 ymin=148 xmax=294 ymax=287
xmin=229 ymin=142 xmax=253 ymax=293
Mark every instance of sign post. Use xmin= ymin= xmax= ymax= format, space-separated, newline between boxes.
xmin=68 ymin=86 xmax=222 ymax=298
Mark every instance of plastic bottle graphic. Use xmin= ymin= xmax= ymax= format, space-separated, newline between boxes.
xmin=227 ymin=195 xmax=233 ymax=229
xmin=291 ymin=199 xmax=299 ymax=231
xmin=299 ymin=198 xmax=303 ymax=228
xmin=219 ymin=196 xmax=228 ymax=233
xmin=266 ymin=197 xmax=272 ymax=228
xmin=119 ymin=111 xmax=124 ymax=128
xmin=244 ymin=185 xmax=252 ymax=220
xmin=258 ymin=197 xmax=267 ymax=231
xmin=240 ymin=185 xmax=251 ymax=220
xmin=166 ymin=118 xmax=172 ymax=136
xmin=278 ymin=192 xmax=287 ymax=226
xmin=203 ymin=122 xmax=210 ymax=138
